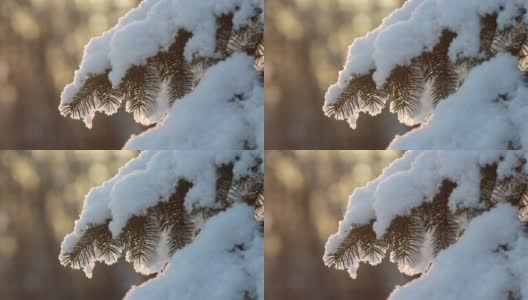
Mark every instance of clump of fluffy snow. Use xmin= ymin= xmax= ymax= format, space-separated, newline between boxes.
xmin=389 ymin=54 xmax=524 ymax=149
xmin=124 ymin=203 xmax=263 ymax=300
xmin=59 ymin=151 xmax=156 ymax=267
xmin=124 ymin=54 xmax=263 ymax=151
xmin=59 ymin=0 xmax=263 ymax=130
xmin=324 ymin=150 xmax=527 ymax=278
xmin=59 ymin=150 xmax=262 ymax=277
xmin=390 ymin=203 xmax=528 ymax=300
xmin=324 ymin=0 xmax=528 ymax=138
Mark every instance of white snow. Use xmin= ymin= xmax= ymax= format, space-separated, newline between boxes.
xmin=61 ymin=0 xmax=263 ymax=103
xmin=324 ymin=150 xmax=527 ymax=278
xmin=59 ymin=151 xmax=157 ymax=269
xmin=324 ymin=0 xmax=528 ymax=145
xmin=59 ymin=150 xmax=263 ymax=277
xmin=389 ymin=203 xmax=528 ymax=300
xmin=124 ymin=54 xmax=263 ymax=151
xmin=58 ymin=0 xmax=263 ymax=151
xmin=58 ymin=0 xmax=264 ymax=297
xmin=389 ymin=54 xmax=524 ymax=150
xmin=124 ymin=203 xmax=264 ymax=300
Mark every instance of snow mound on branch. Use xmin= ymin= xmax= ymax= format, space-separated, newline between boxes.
xmin=324 ymin=150 xmax=527 ymax=277
xmin=389 ymin=54 xmax=525 ymax=150
xmin=390 ymin=203 xmax=528 ymax=300
xmin=124 ymin=203 xmax=264 ymax=300
xmin=324 ymin=0 xmax=527 ymax=130
xmin=124 ymin=54 xmax=263 ymax=151
xmin=59 ymin=0 xmax=263 ymax=127
xmin=59 ymin=150 xmax=262 ymax=277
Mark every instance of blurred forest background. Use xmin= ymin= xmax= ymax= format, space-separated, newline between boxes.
xmin=265 ymin=151 xmax=412 ymax=299
xmin=0 ymin=151 xmax=147 ymax=299
xmin=265 ymin=0 xmax=410 ymax=149
xmin=0 ymin=0 xmax=145 ymax=149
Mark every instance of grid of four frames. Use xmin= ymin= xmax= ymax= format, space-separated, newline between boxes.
xmin=1 ymin=0 xmax=527 ymax=299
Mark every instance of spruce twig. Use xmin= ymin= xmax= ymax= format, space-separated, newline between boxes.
xmin=157 ymin=30 xmax=194 ymax=104
xmin=61 ymin=71 xmax=121 ymax=118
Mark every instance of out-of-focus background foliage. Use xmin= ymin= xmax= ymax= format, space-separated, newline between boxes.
xmin=0 ymin=0 xmax=145 ymax=149
xmin=265 ymin=150 xmax=412 ymax=299
xmin=265 ymin=0 xmax=410 ymax=149
xmin=0 ymin=151 xmax=146 ymax=299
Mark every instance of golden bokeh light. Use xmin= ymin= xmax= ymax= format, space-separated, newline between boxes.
xmin=266 ymin=150 xmax=407 ymax=299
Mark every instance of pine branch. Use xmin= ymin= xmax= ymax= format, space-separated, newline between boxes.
xmin=417 ymin=180 xmax=458 ymax=255
xmin=63 ymin=163 xmax=264 ymax=272
xmin=215 ymin=13 xmax=234 ymax=56
xmin=431 ymin=212 xmax=458 ymax=255
xmin=326 ymin=181 xmax=463 ymax=272
xmin=61 ymin=70 xmax=121 ymax=118
xmin=325 ymin=221 xmax=384 ymax=269
xmin=247 ymin=177 xmax=264 ymax=210
xmin=248 ymin=30 xmax=264 ymax=61
xmin=324 ymin=71 xmax=383 ymax=119
xmin=493 ymin=23 xmax=528 ymax=57
xmin=358 ymin=230 xmax=386 ymax=263
xmin=385 ymin=59 xmax=424 ymax=115
xmin=228 ymin=174 xmax=264 ymax=209
xmin=229 ymin=24 xmax=264 ymax=60
xmin=61 ymin=220 xmax=121 ymax=269
xmin=216 ymin=163 xmax=235 ymax=206
xmin=155 ymin=179 xmax=194 ymax=255
xmin=492 ymin=175 xmax=528 ymax=208
xmin=479 ymin=14 xmax=498 ymax=58
xmin=384 ymin=215 xmax=423 ymax=264
xmin=166 ymin=207 xmax=194 ymax=255
xmin=120 ymin=215 xmax=160 ymax=264
xmin=119 ymin=62 xmax=161 ymax=115
xmin=422 ymin=30 xmax=458 ymax=106
xmin=157 ymin=30 xmax=194 ymax=104
xmin=480 ymin=163 xmax=498 ymax=208
xmin=95 ymin=225 xmax=123 ymax=261
xmin=479 ymin=158 xmax=528 ymax=209
xmin=520 ymin=46 xmax=528 ymax=70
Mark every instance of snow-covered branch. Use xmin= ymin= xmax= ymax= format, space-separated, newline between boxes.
xmin=324 ymin=0 xmax=528 ymax=149
xmin=324 ymin=151 xmax=527 ymax=279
